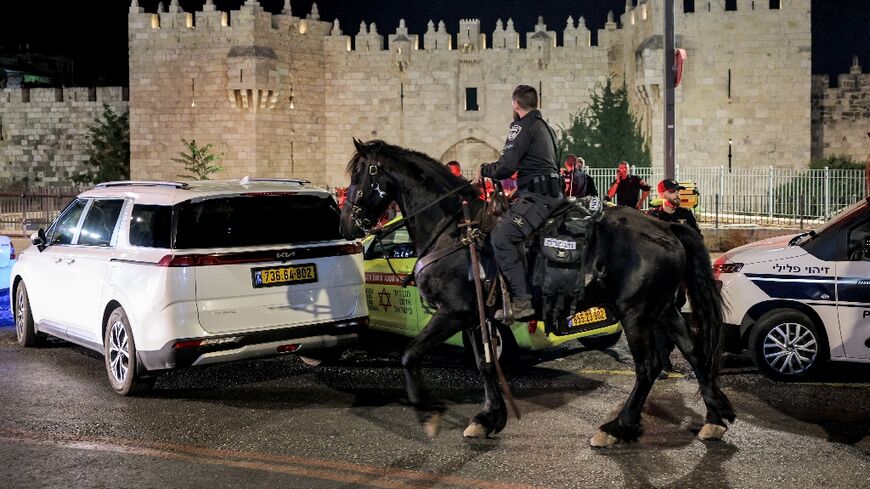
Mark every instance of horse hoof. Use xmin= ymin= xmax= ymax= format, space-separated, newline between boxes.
xmin=589 ymin=430 xmax=619 ymax=448
xmin=463 ymin=422 xmax=487 ymax=439
xmin=422 ymin=412 xmax=442 ymax=439
xmin=697 ymin=423 xmax=727 ymax=441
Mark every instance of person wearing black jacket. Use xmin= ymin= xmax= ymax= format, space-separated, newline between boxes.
xmin=562 ymin=155 xmax=598 ymax=198
xmin=479 ymin=85 xmax=563 ymax=321
xmin=647 ymin=178 xmax=700 ymax=378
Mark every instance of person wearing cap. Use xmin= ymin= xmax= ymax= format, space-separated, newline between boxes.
xmin=607 ymin=161 xmax=650 ymax=209
xmin=647 ymin=179 xmax=701 ymax=234
xmin=562 ymin=155 xmax=598 ymax=198
xmin=647 ymin=178 xmax=700 ymax=378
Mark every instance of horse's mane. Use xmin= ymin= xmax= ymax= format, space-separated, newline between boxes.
xmin=346 ymin=139 xmax=480 ymax=200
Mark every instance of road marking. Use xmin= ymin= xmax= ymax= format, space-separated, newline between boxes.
xmin=577 ymin=368 xmax=685 ymax=379
xmin=0 ymin=427 xmax=535 ymax=489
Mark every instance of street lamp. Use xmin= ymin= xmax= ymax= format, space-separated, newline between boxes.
xmin=728 ymin=138 xmax=732 ymax=173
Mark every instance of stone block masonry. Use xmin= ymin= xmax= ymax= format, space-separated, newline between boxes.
xmin=0 ymin=87 xmax=128 ymax=186
xmin=5 ymin=0 xmax=861 ymax=188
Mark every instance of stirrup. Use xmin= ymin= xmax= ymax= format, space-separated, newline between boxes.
xmin=494 ymin=304 xmax=514 ymax=325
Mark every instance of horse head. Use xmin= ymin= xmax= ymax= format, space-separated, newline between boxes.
xmin=339 ymin=138 xmax=398 ymax=239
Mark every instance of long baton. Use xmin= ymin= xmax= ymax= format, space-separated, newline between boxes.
xmin=461 ymin=201 xmax=521 ymax=420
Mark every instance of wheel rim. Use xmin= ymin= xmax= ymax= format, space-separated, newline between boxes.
xmin=494 ymin=328 xmax=503 ymax=360
xmin=108 ymin=320 xmax=130 ymax=384
xmin=762 ymin=322 xmax=818 ymax=375
xmin=15 ymin=289 xmax=26 ymax=341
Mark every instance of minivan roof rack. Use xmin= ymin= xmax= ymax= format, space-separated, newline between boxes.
xmin=240 ymin=177 xmax=310 ymax=185
xmin=95 ymin=180 xmax=191 ymax=189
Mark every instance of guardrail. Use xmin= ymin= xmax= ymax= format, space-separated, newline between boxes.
xmin=0 ymin=189 xmax=82 ymax=236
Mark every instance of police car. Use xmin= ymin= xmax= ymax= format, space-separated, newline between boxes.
xmin=715 ymin=197 xmax=870 ymax=380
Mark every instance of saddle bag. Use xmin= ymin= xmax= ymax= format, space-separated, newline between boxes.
xmin=539 ymin=197 xmax=603 ymax=265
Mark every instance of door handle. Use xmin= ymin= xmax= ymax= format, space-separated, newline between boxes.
xmin=64 ymin=258 xmax=76 ymax=265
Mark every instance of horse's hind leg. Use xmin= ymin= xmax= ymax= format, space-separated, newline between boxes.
xmin=592 ymin=312 xmax=663 ymax=447
xmin=462 ymin=325 xmax=507 ymax=438
xmin=401 ymin=310 xmax=464 ymax=438
xmin=661 ymin=308 xmax=735 ymax=440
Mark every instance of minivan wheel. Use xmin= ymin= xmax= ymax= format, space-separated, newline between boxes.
xmin=15 ymin=282 xmax=43 ymax=347
xmin=104 ymin=307 xmax=154 ymax=396
xmin=749 ymin=309 xmax=825 ymax=381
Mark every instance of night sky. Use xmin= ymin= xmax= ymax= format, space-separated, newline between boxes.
xmin=0 ymin=0 xmax=867 ymax=86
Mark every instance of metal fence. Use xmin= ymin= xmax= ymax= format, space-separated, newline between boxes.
xmin=584 ymin=166 xmax=867 ymax=228
xmin=2 ymin=167 xmax=867 ymax=235
xmin=0 ymin=188 xmax=83 ymax=236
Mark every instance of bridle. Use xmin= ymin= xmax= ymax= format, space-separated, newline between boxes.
xmin=347 ymin=159 xmax=391 ymax=235
xmin=347 ymin=155 xmax=474 ymax=238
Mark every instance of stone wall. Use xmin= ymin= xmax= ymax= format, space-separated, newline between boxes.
xmin=0 ymin=87 xmax=128 ymax=186
xmin=0 ymin=0 xmax=846 ymax=188
xmin=812 ymin=57 xmax=870 ymax=162
xmin=617 ymin=0 xmax=812 ymax=171
xmin=127 ymin=0 xmax=331 ymax=185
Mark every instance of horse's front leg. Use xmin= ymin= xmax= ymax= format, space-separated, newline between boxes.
xmin=462 ymin=325 xmax=507 ymax=438
xmin=402 ymin=310 xmax=464 ymax=438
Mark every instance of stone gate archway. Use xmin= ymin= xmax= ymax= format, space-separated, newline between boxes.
xmin=440 ymin=137 xmax=500 ymax=177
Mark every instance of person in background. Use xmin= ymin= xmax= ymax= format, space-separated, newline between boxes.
xmin=647 ymin=179 xmax=701 ymax=233
xmin=607 ymin=161 xmax=650 ymax=209
xmin=446 ymin=160 xmax=463 ymax=178
xmin=562 ymin=154 xmax=598 ymax=198
xmin=647 ymin=178 xmax=700 ymax=378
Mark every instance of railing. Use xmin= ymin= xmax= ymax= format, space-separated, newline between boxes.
xmin=584 ymin=166 xmax=867 ymax=228
xmin=0 ymin=188 xmax=83 ymax=236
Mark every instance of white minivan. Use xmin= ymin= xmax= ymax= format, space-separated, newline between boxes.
xmin=10 ymin=180 xmax=368 ymax=394
xmin=715 ymin=197 xmax=870 ymax=380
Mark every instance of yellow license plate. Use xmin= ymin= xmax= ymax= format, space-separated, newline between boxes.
xmin=569 ymin=307 xmax=608 ymax=327
xmin=252 ymin=264 xmax=317 ymax=288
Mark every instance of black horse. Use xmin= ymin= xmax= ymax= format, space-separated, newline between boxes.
xmin=339 ymin=139 xmax=735 ymax=446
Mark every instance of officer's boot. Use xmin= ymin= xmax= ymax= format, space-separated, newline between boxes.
xmin=495 ymin=297 xmax=535 ymax=323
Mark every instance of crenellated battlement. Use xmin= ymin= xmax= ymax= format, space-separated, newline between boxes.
xmin=0 ymin=87 xmax=127 ymax=105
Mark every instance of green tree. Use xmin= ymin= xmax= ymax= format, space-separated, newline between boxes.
xmin=71 ymin=105 xmax=130 ymax=184
xmin=558 ymin=77 xmax=652 ymax=168
xmin=173 ymin=139 xmax=224 ymax=180
xmin=809 ymin=154 xmax=863 ymax=170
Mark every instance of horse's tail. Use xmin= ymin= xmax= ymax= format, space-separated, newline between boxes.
xmin=671 ymin=224 xmax=725 ymax=379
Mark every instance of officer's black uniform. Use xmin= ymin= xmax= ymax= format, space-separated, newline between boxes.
xmin=480 ymin=109 xmax=563 ymax=310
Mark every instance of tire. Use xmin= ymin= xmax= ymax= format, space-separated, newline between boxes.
xmin=579 ymin=330 xmax=623 ymax=350
xmin=14 ymin=282 xmax=43 ymax=347
xmin=749 ymin=309 xmax=826 ymax=381
xmin=104 ymin=307 xmax=154 ymax=396
xmin=463 ymin=321 xmax=520 ymax=370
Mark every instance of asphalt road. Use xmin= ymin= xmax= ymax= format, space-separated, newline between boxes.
xmin=0 ymin=298 xmax=867 ymax=488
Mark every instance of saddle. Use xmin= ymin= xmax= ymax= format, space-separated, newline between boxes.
xmin=527 ymin=196 xmax=606 ymax=334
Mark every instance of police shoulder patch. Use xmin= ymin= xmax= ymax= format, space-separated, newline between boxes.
xmin=508 ymin=124 xmax=522 ymax=141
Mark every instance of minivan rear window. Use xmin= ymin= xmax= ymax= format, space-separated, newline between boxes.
xmin=174 ymin=193 xmax=342 ymax=249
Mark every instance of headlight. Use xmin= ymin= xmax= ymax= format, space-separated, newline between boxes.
xmin=712 ymin=263 xmax=743 ymax=274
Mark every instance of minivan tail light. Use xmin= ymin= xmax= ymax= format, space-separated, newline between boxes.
xmin=158 ymin=254 xmax=198 ymax=267
xmin=157 ymin=243 xmax=363 ymax=267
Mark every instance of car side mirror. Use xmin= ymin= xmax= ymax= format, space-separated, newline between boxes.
xmin=31 ymin=228 xmax=47 ymax=252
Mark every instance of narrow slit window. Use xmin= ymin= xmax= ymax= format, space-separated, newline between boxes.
xmin=465 ymin=87 xmax=479 ymax=111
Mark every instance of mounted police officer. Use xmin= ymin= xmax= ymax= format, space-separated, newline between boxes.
xmin=478 ymin=85 xmax=563 ymax=321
